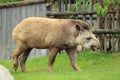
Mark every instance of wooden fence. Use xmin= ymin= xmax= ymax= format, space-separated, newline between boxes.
xmin=46 ymin=0 xmax=120 ymax=53
xmin=0 ymin=0 xmax=120 ymax=60
xmin=0 ymin=0 xmax=49 ymax=60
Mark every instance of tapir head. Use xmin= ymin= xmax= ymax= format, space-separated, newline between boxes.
xmin=75 ymin=21 xmax=100 ymax=51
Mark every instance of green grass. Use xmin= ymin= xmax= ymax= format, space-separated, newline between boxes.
xmin=0 ymin=51 xmax=120 ymax=80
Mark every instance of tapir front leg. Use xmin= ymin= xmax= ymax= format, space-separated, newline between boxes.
xmin=66 ymin=47 xmax=81 ymax=71
xmin=48 ymin=48 xmax=58 ymax=72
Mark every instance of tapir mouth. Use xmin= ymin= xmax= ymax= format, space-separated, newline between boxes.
xmin=91 ymin=45 xmax=97 ymax=51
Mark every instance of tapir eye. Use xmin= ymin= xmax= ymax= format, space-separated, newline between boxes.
xmin=86 ymin=37 xmax=92 ymax=40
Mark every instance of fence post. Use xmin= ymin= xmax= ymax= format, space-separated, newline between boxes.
xmin=116 ymin=10 xmax=120 ymax=52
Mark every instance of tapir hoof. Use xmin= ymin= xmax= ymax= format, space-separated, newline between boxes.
xmin=13 ymin=63 xmax=18 ymax=71
xmin=21 ymin=66 xmax=26 ymax=72
xmin=48 ymin=66 xmax=53 ymax=72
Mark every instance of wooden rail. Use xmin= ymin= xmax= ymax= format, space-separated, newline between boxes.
xmin=0 ymin=0 xmax=45 ymax=9
xmin=46 ymin=11 xmax=120 ymax=16
xmin=93 ymin=29 xmax=120 ymax=34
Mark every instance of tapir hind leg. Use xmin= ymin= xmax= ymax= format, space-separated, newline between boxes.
xmin=19 ymin=48 xmax=33 ymax=72
xmin=12 ymin=41 xmax=28 ymax=71
xmin=19 ymin=48 xmax=32 ymax=72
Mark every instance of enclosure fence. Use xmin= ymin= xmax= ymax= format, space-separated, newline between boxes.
xmin=0 ymin=0 xmax=48 ymax=60
xmin=0 ymin=0 xmax=120 ymax=60
xmin=46 ymin=0 xmax=120 ymax=53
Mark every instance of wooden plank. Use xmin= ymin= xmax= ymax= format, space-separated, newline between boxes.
xmin=0 ymin=9 xmax=2 ymax=59
xmin=1 ymin=9 xmax=7 ymax=59
xmin=11 ymin=7 xmax=17 ymax=56
xmin=39 ymin=3 xmax=46 ymax=17
xmin=46 ymin=11 xmax=120 ymax=16
xmin=89 ymin=15 xmax=93 ymax=27
xmin=21 ymin=6 xmax=27 ymax=19
xmin=111 ymin=13 xmax=115 ymax=52
xmin=76 ymin=0 xmax=78 ymax=12
xmin=6 ymin=8 xmax=12 ymax=60
xmin=60 ymin=0 xmax=64 ymax=12
xmin=67 ymin=0 xmax=70 ymax=12
xmin=46 ymin=11 xmax=96 ymax=16
xmin=26 ymin=5 xmax=31 ymax=17
xmin=30 ymin=4 xmax=36 ymax=17
xmin=104 ymin=34 xmax=107 ymax=52
xmin=0 ymin=3 xmax=49 ymax=60
xmin=35 ymin=4 xmax=40 ymax=17
xmin=93 ymin=29 xmax=120 ymax=34
xmin=89 ymin=0 xmax=93 ymax=11
xmin=16 ymin=7 xmax=22 ymax=24
xmin=0 ymin=0 xmax=46 ymax=9
xmin=82 ymin=15 xmax=86 ymax=22
xmin=82 ymin=0 xmax=86 ymax=11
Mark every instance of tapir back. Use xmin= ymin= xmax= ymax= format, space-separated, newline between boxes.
xmin=12 ymin=17 xmax=77 ymax=49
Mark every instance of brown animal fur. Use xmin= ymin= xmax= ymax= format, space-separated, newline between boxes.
xmin=12 ymin=17 xmax=100 ymax=72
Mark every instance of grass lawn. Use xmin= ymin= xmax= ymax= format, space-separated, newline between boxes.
xmin=0 ymin=51 xmax=120 ymax=80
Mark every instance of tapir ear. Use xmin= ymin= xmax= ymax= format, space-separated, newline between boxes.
xmin=75 ymin=23 xmax=81 ymax=31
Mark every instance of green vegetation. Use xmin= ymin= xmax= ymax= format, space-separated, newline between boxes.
xmin=94 ymin=0 xmax=120 ymax=16
xmin=70 ymin=0 xmax=120 ymax=16
xmin=0 ymin=51 xmax=120 ymax=80
xmin=0 ymin=0 xmax=23 ymax=4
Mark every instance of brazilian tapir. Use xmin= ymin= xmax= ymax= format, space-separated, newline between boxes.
xmin=12 ymin=17 xmax=100 ymax=72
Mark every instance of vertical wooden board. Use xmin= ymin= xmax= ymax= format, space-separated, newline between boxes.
xmin=35 ymin=49 xmax=41 ymax=57
xmin=111 ymin=13 xmax=115 ymax=52
xmin=92 ymin=14 xmax=97 ymax=29
xmin=35 ymin=3 xmax=46 ymax=17
xmin=38 ymin=3 xmax=46 ymax=17
xmin=16 ymin=7 xmax=22 ymax=24
xmin=21 ymin=6 xmax=27 ymax=20
xmin=89 ymin=0 xmax=93 ymax=11
xmin=40 ymin=49 xmax=49 ymax=56
xmin=41 ymin=3 xmax=46 ymax=17
xmin=97 ymin=17 xmax=100 ymax=29
xmin=0 ymin=9 xmax=2 ymax=59
xmin=1 ymin=9 xmax=7 ymax=60
xmin=60 ymin=0 xmax=64 ymax=12
xmin=33 ymin=49 xmax=40 ymax=58
xmin=82 ymin=0 xmax=86 ymax=11
xmin=76 ymin=0 xmax=78 ymax=12
xmin=89 ymin=15 xmax=93 ymax=27
xmin=104 ymin=34 xmax=107 ymax=52
xmin=9 ymin=8 xmax=14 ymax=59
xmin=6 ymin=8 xmax=12 ymax=60
xmin=0 ymin=9 xmax=2 ymax=31
xmin=111 ymin=35 xmax=114 ymax=52
xmin=67 ymin=0 xmax=70 ymax=12
xmin=11 ymin=7 xmax=17 ymax=54
xmin=35 ymin=4 xmax=40 ymax=17
xmin=26 ymin=5 xmax=31 ymax=17
xmin=82 ymin=15 xmax=86 ymax=22
xmin=30 ymin=5 xmax=36 ymax=17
